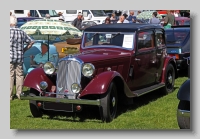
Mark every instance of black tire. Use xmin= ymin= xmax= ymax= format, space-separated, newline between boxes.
xmin=29 ymin=89 xmax=43 ymax=118
xmin=162 ymin=63 xmax=175 ymax=95
xmin=177 ymin=100 xmax=190 ymax=129
xmin=100 ymin=82 xmax=118 ymax=123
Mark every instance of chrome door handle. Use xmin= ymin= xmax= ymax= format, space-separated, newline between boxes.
xmin=157 ymin=53 xmax=162 ymax=56
xmin=135 ymin=58 xmax=141 ymax=61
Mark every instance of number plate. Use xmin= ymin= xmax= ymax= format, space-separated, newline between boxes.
xmin=43 ymin=102 xmax=73 ymax=112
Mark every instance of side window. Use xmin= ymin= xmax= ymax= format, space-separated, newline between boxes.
xmin=30 ymin=10 xmax=39 ymax=17
xmin=137 ymin=30 xmax=154 ymax=50
xmin=82 ymin=10 xmax=90 ymax=17
xmin=14 ymin=10 xmax=24 ymax=14
xmin=66 ymin=10 xmax=77 ymax=14
xmin=155 ymin=30 xmax=165 ymax=47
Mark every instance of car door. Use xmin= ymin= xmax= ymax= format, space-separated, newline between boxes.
xmin=131 ymin=30 xmax=157 ymax=90
xmin=155 ymin=29 xmax=166 ymax=83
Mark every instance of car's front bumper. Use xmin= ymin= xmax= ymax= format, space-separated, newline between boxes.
xmin=177 ymin=109 xmax=190 ymax=117
xmin=20 ymin=92 xmax=101 ymax=106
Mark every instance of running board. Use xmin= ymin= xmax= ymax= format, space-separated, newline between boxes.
xmin=132 ymin=83 xmax=165 ymax=97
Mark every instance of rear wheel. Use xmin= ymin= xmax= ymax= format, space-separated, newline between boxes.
xmin=162 ymin=64 xmax=175 ymax=95
xmin=29 ymin=89 xmax=43 ymax=118
xmin=100 ymin=82 xmax=118 ymax=123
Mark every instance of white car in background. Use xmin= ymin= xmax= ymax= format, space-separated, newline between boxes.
xmin=55 ymin=10 xmax=107 ymax=24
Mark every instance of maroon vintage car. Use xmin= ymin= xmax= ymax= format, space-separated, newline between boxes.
xmin=161 ymin=17 xmax=190 ymax=26
xmin=20 ymin=23 xmax=178 ymax=122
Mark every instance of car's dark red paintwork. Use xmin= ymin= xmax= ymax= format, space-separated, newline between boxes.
xmin=22 ymin=23 xmax=178 ymax=122
xmin=24 ymin=47 xmax=177 ymax=98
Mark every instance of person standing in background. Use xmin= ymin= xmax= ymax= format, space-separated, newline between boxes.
xmin=58 ymin=12 xmax=65 ymax=21
xmin=72 ymin=13 xmax=83 ymax=30
xmin=27 ymin=11 xmax=31 ymax=17
xmin=127 ymin=10 xmax=137 ymax=23
xmin=10 ymin=15 xmax=34 ymax=100
xmin=163 ymin=10 xmax=175 ymax=29
xmin=45 ymin=14 xmax=51 ymax=19
xmin=150 ymin=12 xmax=161 ymax=24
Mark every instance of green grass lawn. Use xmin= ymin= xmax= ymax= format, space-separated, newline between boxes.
xmin=10 ymin=76 xmax=188 ymax=129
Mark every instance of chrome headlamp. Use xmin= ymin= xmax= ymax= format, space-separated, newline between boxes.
xmin=43 ymin=62 xmax=56 ymax=75
xmin=71 ymin=83 xmax=81 ymax=94
xmin=82 ymin=63 xmax=95 ymax=77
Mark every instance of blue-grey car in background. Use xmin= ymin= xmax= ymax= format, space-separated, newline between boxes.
xmin=23 ymin=40 xmax=60 ymax=76
xmin=16 ymin=17 xmax=42 ymax=28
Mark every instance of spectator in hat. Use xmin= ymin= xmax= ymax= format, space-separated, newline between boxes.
xmin=45 ymin=14 xmax=51 ymax=19
xmin=58 ymin=11 xmax=65 ymax=21
xmin=59 ymin=16 xmax=65 ymax=22
xmin=72 ymin=12 xmax=83 ymax=30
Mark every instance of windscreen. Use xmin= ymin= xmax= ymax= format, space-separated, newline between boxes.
xmin=38 ymin=10 xmax=58 ymax=17
xmin=83 ymin=32 xmax=135 ymax=50
xmin=91 ymin=10 xmax=106 ymax=17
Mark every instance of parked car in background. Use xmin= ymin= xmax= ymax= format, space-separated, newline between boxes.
xmin=175 ymin=17 xmax=190 ymax=26
xmin=16 ymin=17 xmax=42 ymax=28
xmin=20 ymin=23 xmax=178 ymax=123
xmin=56 ymin=10 xmax=107 ymax=24
xmin=66 ymin=20 xmax=98 ymax=30
xmin=177 ymin=57 xmax=190 ymax=129
xmin=165 ymin=25 xmax=190 ymax=70
xmin=161 ymin=17 xmax=190 ymax=26
xmin=23 ymin=40 xmax=60 ymax=76
xmin=11 ymin=10 xmax=59 ymax=20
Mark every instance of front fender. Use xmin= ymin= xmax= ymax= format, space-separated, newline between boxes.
xmin=23 ymin=68 xmax=55 ymax=93
xmin=177 ymin=79 xmax=190 ymax=101
xmin=80 ymin=71 xmax=133 ymax=98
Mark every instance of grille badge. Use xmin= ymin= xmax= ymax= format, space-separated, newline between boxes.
xmin=57 ymin=87 xmax=63 ymax=93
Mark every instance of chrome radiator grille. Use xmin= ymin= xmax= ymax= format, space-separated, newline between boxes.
xmin=56 ymin=60 xmax=82 ymax=99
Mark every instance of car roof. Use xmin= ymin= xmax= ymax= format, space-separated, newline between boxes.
xmin=84 ymin=23 xmax=163 ymax=32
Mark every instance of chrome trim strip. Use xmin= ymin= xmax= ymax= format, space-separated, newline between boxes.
xmin=59 ymin=56 xmax=84 ymax=65
xmin=133 ymin=84 xmax=165 ymax=97
xmin=177 ymin=109 xmax=190 ymax=117
xmin=20 ymin=93 xmax=100 ymax=106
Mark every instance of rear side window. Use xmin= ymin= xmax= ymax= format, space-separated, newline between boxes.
xmin=165 ymin=30 xmax=189 ymax=44
xmin=137 ymin=30 xmax=154 ymax=50
xmin=155 ymin=30 xmax=165 ymax=47
xmin=66 ymin=10 xmax=77 ymax=14
xmin=14 ymin=10 xmax=24 ymax=14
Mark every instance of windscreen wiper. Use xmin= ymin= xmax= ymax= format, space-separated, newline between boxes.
xmin=111 ymin=32 xmax=121 ymax=39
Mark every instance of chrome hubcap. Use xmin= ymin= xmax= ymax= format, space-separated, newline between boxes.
xmin=168 ymin=74 xmax=172 ymax=84
xmin=112 ymin=97 xmax=116 ymax=107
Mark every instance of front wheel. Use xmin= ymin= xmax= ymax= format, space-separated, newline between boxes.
xmin=177 ymin=100 xmax=190 ymax=129
xmin=162 ymin=63 xmax=175 ymax=95
xmin=100 ymin=82 xmax=118 ymax=123
xmin=29 ymin=89 xmax=43 ymax=118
